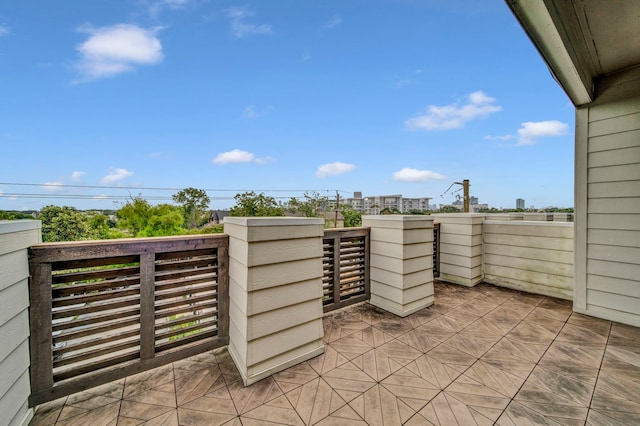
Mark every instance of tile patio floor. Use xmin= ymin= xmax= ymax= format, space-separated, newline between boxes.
xmin=31 ymin=282 xmax=640 ymax=425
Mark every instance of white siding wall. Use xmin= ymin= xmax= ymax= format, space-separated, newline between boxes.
xmin=0 ymin=220 xmax=41 ymax=426
xmin=575 ymin=96 xmax=640 ymax=326
xmin=483 ymin=221 xmax=574 ymax=300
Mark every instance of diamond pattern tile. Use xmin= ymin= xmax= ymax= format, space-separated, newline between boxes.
xmin=31 ymin=282 xmax=640 ymax=426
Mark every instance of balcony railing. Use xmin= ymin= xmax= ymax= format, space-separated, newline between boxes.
xmin=28 ymin=234 xmax=229 ymax=406
xmin=322 ymin=227 xmax=370 ymax=312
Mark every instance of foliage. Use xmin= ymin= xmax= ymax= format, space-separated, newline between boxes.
xmin=117 ymin=196 xmax=185 ymax=237
xmin=340 ymin=205 xmax=362 ymax=227
xmin=438 ymin=205 xmax=461 ymax=213
xmin=172 ymin=187 xmax=210 ymax=229
xmin=188 ymin=224 xmax=224 ymax=234
xmin=380 ymin=207 xmax=401 ymax=215
xmin=230 ymin=191 xmax=284 ymax=217
xmin=285 ymin=191 xmax=329 ymax=217
xmin=38 ymin=205 xmax=95 ymax=242
xmin=138 ymin=204 xmax=185 ymax=237
xmin=0 ymin=210 xmax=35 ymax=220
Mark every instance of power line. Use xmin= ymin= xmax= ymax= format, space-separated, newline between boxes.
xmin=0 ymin=182 xmax=348 ymax=193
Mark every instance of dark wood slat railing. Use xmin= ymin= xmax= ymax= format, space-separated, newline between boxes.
xmin=28 ymin=234 xmax=229 ymax=406
xmin=322 ymin=228 xmax=370 ymax=312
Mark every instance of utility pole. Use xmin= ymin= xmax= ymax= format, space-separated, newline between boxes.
xmin=462 ymin=179 xmax=470 ymax=213
xmin=335 ymin=191 xmax=340 ymax=228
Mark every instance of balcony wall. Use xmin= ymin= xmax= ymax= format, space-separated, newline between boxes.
xmin=483 ymin=220 xmax=574 ymax=300
xmin=0 ymin=220 xmax=41 ymax=426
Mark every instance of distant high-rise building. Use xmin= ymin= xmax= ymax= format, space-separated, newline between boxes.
xmin=343 ymin=192 xmax=432 ymax=214
xmin=516 ymin=198 xmax=525 ymax=209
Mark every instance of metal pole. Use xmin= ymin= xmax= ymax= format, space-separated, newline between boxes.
xmin=463 ymin=179 xmax=470 ymax=213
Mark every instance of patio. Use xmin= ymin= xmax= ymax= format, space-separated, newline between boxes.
xmin=29 ymin=281 xmax=640 ymax=425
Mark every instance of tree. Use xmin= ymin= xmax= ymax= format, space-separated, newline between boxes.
xmin=117 ymin=196 xmax=185 ymax=237
xmin=116 ymin=196 xmax=152 ymax=236
xmin=0 ymin=211 xmax=34 ymax=220
xmin=38 ymin=205 xmax=95 ymax=242
xmin=172 ymin=187 xmax=210 ymax=229
xmin=138 ymin=204 xmax=185 ymax=237
xmin=285 ymin=191 xmax=328 ymax=217
xmin=438 ymin=205 xmax=461 ymax=213
xmin=380 ymin=207 xmax=401 ymax=215
xmin=230 ymin=192 xmax=284 ymax=217
xmin=340 ymin=205 xmax=362 ymax=227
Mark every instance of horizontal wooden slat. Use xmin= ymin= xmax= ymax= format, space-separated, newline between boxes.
xmin=52 ymin=256 xmax=139 ymax=271
xmin=52 ymin=296 xmax=140 ymax=320
xmin=53 ymin=351 xmax=140 ymax=382
xmin=155 ymin=294 xmax=217 ymax=315
xmin=155 ymin=322 xmax=217 ymax=343
xmin=53 ymin=339 xmax=140 ymax=368
xmin=155 ymin=330 xmax=219 ymax=353
xmin=156 ymin=303 xmax=218 ymax=320
xmin=31 ymin=234 xmax=228 ymax=263
xmin=54 ymin=329 xmax=140 ymax=355
xmin=52 ymin=265 xmax=140 ymax=285
xmin=155 ymin=248 xmax=216 ymax=262
xmin=53 ymin=285 xmax=140 ymax=308
xmin=53 ymin=318 xmax=140 ymax=344
xmin=53 ymin=307 xmax=140 ymax=332
xmin=53 ymin=276 xmax=140 ymax=297
xmin=154 ymin=255 xmax=217 ymax=272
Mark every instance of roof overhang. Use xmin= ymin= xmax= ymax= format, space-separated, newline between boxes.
xmin=506 ymin=0 xmax=640 ymax=107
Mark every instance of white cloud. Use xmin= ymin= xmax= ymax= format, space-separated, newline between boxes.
xmin=0 ymin=25 xmax=10 ymax=37
xmin=101 ymin=168 xmax=134 ymax=184
xmin=392 ymin=168 xmax=446 ymax=182
xmin=213 ymin=149 xmax=255 ymax=164
xmin=325 ymin=15 xmax=342 ymax=29
xmin=226 ymin=7 xmax=272 ymax=38
xmin=92 ymin=194 xmax=109 ymax=200
xmin=316 ymin=162 xmax=355 ymax=178
xmin=517 ymin=120 xmax=568 ymax=145
xmin=147 ymin=0 xmax=193 ymax=16
xmin=405 ymin=90 xmax=502 ymax=131
xmin=75 ymin=24 xmax=164 ymax=81
xmin=483 ymin=134 xmax=514 ymax=141
xmin=242 ymin=105 xmax=273 ymax=119
xmin=71 ymin=171 xmax=85 ymax=181
xmin=42 ymin=181 xmax=65 ymax=192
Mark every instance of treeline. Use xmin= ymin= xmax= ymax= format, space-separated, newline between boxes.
xmin=1 ymin=189 xmax=363 ymax=242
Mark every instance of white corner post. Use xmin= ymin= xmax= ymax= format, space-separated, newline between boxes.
xmin=433 ymin=213 xmax=485 ymax=287
xmin=224 ymin=217 xmax=325 ymax=386
xmin=362 ymin=215 xmax=434 ymax=317
xmin=0 ymin=220 xmax=42 ymax=426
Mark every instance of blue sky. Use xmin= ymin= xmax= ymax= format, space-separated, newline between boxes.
xmin=0 ymin=0 xmax=574 ymax=211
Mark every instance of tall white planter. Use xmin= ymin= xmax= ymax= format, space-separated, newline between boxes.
xmin=224 ymin=217 xmax=325 ymax=385
xmin=363 ymin=215 xmax=434 ymax=317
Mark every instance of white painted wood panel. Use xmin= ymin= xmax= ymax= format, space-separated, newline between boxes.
xmin=588 ymin=180 xmax=640 ymax=198
xmin=588 ymin=146 xmax=640 ymax=167
xmin=588 ymin=244 xmax=640 ymax=263
xmin=588 ymin=198 xmax=640 ymax=213
xmin=588 ymin=163 xmax=640 ymax=182
xmin=589 ymin=129 xmax=640 ymax=152
xmin=587 ymin=228 xmax=640 ymax=247
xmin=588 ymin=274 xmax=640 ymax=298
xmin=587 ymin=259 xmax=640 ymax=282
xmin=588 ymin=213 xmax=640 ymax=230
xmin=588 ymin=111 xmax=640 ymax=136
xmin=588 ymin=97 xmax=640 ymax=121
